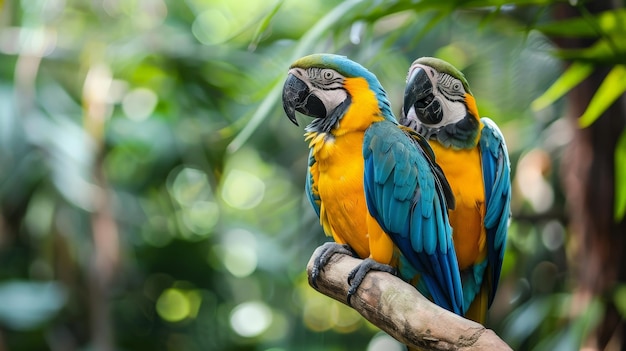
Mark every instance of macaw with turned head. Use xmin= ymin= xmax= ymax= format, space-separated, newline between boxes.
xmin=281 ymin=53 xmax=464 ymax=315
xmin=400 ymin=57 xmax=511 ymax=323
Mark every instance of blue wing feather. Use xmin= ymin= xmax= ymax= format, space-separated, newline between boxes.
xmin=363 ymin=121 xmax=464 ymax=315
xmin=305 ymin=149 xmax=321 ymax=218
xmin=479 ymin=117 xmax=512 ymax=305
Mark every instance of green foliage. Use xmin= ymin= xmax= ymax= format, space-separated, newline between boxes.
xmin=532 ymin=61 xmax=626 ymax=129
xmin=532 ymin=6 xmax=626 ymax=130
xmin=614 ymin=284 xmax=626 ymax=318
xmin=537 ymin=7 xmax=626 ymax=65
xmin=615 ymin=130 xmax=626 ymax=221
xmin=531 ymin=61 xmax=594 ymax=112
xmin=578 ymin=64 xmax=626 ymax=128
xmin=536 ymin=9 xmax=626 ymax=38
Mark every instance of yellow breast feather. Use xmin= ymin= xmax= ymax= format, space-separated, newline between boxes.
xmin=430 ymin=141 xmax=487 ymax=270
xmin=304 ymin=77 xmax=391 ymax=261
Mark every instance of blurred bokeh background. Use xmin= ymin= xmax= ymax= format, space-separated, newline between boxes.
xmin=1 ymin=0 xmax=625 ymax=350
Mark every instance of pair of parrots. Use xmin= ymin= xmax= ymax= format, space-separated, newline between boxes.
xmin=282 ymin=54 xmax=511 ymax=324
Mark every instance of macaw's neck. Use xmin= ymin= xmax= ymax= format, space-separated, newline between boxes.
xmin=419 ymin=115 xmax=481 ymax=150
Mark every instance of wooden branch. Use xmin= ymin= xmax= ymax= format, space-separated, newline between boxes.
xmin=306 ymin=246 xmax=512 ymax=351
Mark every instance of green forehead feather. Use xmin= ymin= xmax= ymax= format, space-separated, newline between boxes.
xmin=290 ymin=53 xmax=369 ymax=79
xmin=413 ymin=57 xmax=472 ymax=94
xmin=291 ymin=54 xmax=342 ymax=71
xmin=290 ymin=54 xmax=326 ymax=69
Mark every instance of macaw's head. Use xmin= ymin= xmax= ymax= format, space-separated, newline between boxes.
xmin=401 ymin=57 xmax=481 ymax=149
xmin=282 ymin=54 xmax=393 ymax=134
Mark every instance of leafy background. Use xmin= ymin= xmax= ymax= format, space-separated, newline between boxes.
xmin=0 ymin=0 xmax=624 ymax=350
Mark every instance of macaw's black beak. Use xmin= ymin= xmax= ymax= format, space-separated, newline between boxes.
xmin=403 ymin=67 xmax=442 ymax=125
xmin=282 ymin=73 xmax=326 ymax=126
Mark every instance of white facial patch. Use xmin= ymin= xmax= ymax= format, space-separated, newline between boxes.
xmin=317 ymin=88 xmax=348 ymax=114
xmin=434 ymin=96 xmax=466 ymax=126
xmin=287 ymin=67 xmax=348 ymax=115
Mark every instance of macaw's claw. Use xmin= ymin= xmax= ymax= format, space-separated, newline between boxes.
xmin=346 ymin=258 xmax=396 ymax=306
xmin=311 ymin=242 xmax=357 ymax=288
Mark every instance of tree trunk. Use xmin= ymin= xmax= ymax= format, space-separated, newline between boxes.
xmin=557 ymin=2 xmax=626 ymax=349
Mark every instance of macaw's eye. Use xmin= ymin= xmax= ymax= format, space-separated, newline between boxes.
xmin=323 ymin=70 xmax=334 ymax=80
xmin=453 ymin=82 xmax=462 ymax=91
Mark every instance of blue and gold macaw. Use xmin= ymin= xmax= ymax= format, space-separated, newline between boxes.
xmin=401 ymin=57 xmax=511 ymax=323
xmin=282 ymin=54 xmax=464 ymax=315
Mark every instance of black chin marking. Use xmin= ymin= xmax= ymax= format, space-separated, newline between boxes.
xmin=296 ymin=93 xmax=326 ymax=119
xmin=305 ymin=94 xmax=352 ymax=134
xmin=414 ymin=99 xmax=442 ymax=125
xmin=415 ymin=94 xmax=434 ymax=109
